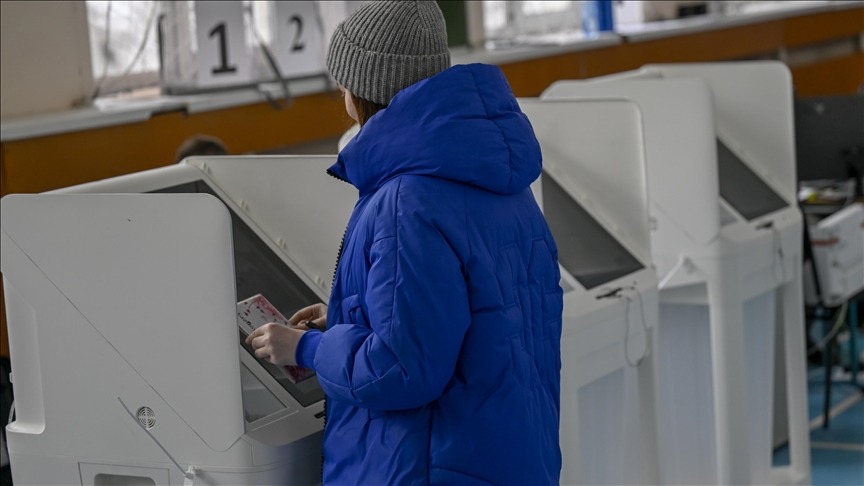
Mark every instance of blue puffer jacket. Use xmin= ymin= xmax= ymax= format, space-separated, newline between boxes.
xmin=296 ymin=63 xmax=563 ymax=485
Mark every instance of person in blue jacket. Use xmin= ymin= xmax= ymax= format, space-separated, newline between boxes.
xmin=246 ymin=1 xmax=563 ymax=484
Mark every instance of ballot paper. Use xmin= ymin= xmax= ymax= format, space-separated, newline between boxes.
xmin=237 ymin=294 xmax=316 ymax=383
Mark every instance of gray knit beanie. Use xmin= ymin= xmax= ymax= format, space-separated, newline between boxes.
xmin=327 ymin=0 xmax=451 ymax=106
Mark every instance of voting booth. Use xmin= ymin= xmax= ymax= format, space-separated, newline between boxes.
xmin=543 ymin=61 xmax=811 ymax=485
xmin=519 ymin=99 xmax=661 ymax=486
xmin=1 ymin=156 xmax=355 ymax=485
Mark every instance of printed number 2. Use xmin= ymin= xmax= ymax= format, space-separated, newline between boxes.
xmin=289 ymin=15 xmax=305 ymax=52
xmin=209 ymin=22 xmax=237 ymax=74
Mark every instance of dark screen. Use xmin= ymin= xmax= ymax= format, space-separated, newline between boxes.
xmin=153 ymin=181 xmax=324 ymax=405
xmin=541 ymin=172 xmax=644 ymax=289
xmin=795 ymin=95 xmax=864 ymax=182
xmin=716 ymin=139 xmax=788 ymax=221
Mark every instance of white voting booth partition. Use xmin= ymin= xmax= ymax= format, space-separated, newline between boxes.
xmin=519 ymin=99 xmax=660 ymax=486
xmin=543 ymin=61 xmax=810 ymax=485
xmin=1 ymin=156 xmax=355 ymax=485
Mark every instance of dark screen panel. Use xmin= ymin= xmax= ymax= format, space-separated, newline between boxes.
xmin=153 ymin=181 xmax=324 ymax=406
xmin=541 ymin=172 xmax=644 ymax=290
xmin=795 ymin=95 xmax=864 ymax=182
xmin=716 ymin=139 xmax=788 ymax=221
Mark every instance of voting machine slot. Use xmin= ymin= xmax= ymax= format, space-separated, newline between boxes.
xmin=716 ymin=139 xmax=788 ymax=221
xmin=541 ymin=172 xmax=644 ymax=290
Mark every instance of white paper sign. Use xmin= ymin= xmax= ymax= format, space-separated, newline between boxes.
xmin=195 ymin=0 xmax=252 ymax=88
xmin=273 ymin=1 xmax=326 ymax=78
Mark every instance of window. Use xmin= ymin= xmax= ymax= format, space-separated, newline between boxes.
xmin=482 ymin=0 xmax=583 ymax=44
xmin=86 ymin=0 xmax=160 ymax=97
xmin=482 ymin=0 xmax=509 ymax=37
xmin=517 ymin=1 xmax=578 ymax=36
xmin=522 ymin=1 xmax=572 ymax=15
xmin=95 ymin=1 xmax=359 ymax=96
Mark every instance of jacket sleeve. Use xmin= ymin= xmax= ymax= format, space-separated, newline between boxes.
xmin=306 ymin=194 xmax=471 ymax=411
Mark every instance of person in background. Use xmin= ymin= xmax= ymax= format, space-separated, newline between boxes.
xmin=174 ymin=134 xmax=227 ymax=163
xmin=245 ymin=1 xmax=563 ymax=484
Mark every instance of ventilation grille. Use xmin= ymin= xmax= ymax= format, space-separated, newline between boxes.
xmin=136 ymin=406 xmax=156 ymax=429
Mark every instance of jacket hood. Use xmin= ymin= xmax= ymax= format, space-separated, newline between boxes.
xmin=329 ymin=64 xmax=542 ymax=196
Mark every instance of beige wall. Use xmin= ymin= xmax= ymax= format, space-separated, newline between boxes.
xmin=1 ymin=0 xmax=93 ymax=119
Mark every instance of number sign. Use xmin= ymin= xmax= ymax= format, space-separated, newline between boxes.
xmin=195 ymin=1 xmax=252 ymax=87
xmin=272 ymin=1 xmax=326 ymax=78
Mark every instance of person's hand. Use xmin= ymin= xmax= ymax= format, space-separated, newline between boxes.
xmin=245 ymin=323 xmax=305 ymax=367
xmin=289 ymin=303 xmax=328 ymax=331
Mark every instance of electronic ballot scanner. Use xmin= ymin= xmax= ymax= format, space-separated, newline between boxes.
xmin=542 ymin=61 xmax=811 ymax=485
xmin=1 ymin=156 xmax=355 ymax=485
xmin=519 ymin=98 xmax=661 ymax=486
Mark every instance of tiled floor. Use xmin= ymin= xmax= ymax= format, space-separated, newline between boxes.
xmin=773 ymin=369 xmax=864 ymax=486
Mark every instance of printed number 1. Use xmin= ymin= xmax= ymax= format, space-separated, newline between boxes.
xmin=209 ymin=22 xmax=237 ymax=74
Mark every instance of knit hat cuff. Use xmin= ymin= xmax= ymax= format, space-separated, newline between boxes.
xmin=327 ymin=25 xmax=451 ymax=106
